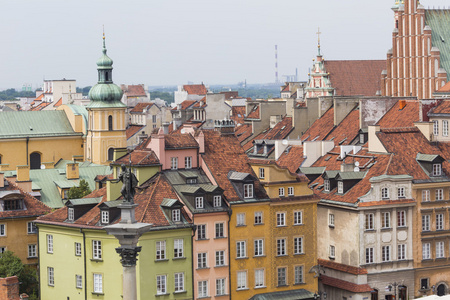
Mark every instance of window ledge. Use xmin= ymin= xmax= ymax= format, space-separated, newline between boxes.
xmin=294 ymin=282 xmax=306 ymax=286
xmin=214 ymin=265 xmax=228 ymax=268
xmin=90 ymin=259 xmax=103 ymax=262
xmin=197 ymin=296 xmax=211 ymax=299
xmin=173 ymin=290 xmax=187 ymax=294
xmin=277 ymin=284 xmax=289 ymax=288
xmin=277 ymin=225 xmax=287 ymax=228
xmin=294 ymin=253 xmax=305 ymax=256
xmin=173 ymin=257 xmax=186 ymax=260
xmin=381 ymin=227 xmax=392 ymax=231
xmin=236 ymin=225 xmax=247 ymax=227
xmin=155 ymin=259 xmax=169 ymax=262
xmin=156 ymin=293 xmax=170 ymax=297
xmin=329 ymin=256 xmax=335 ymax=260
xmin=364 ymin=229 xmax=375 ymax=232
xmin=254 ymin=223 xmax=264 ymax=226
xmin=236 ymin=288 xmax=249 ymax=291
xmin=214 ymin=237 xmax=226 ymax=240
xmin=196 ymin=238 xmax=210 ymax=241
xmin=236 ymin=257 xmax=248 ymax=260
xmin=253 ymin=255 xmax=266 ymax=258
xmin=254 ymin=286 xmax=267 ymax=289
xmin=215 ymin=294 xmax=229 ymax=297
xmin=196 ymin=267 xmax=210 ymax=270
xmin=92 ymin=292 xmax=104 ymax=295
xmin=27 ymin=256 xmax=37 ymax=259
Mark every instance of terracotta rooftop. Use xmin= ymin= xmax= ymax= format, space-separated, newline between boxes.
xmin=320 ymin=275 xmax=373 ymax=293
xmin=376 ymin=100 xmax=420 ymax=128
xmin=183 ymin=84 xmax=207 ymax=95
xmin=219 ymin=91 xmax=239 ymax=100
xmin=318 ymin=258 xmax=368 ymax=275
xmin=246 ymin=105 xmax=260 ymax=119
xmin=248 ymin=158 xmax=308 ymax=182
xmin=130 ymin=102 xmax=154 ymax=113
xmin=123 ymin=85 xmax=147 ymax=97
xmin=281 ymin=85 xmax=290 ymax=92
xmin=277 ymin=145 xmax=305 ymax=173
xmin=126 ymin=125 xmax=144 ymax=139
xmin=324 ymin=60 xmax=385 ymax=96
xmin=53 ymin=97 xmax=62 ymax=107
xmin=301 ymin=107 xmax=335 ymax=141
xmin=113 ymin=149 xmax=161 ymax=167
xmin=231 ymin=106 xmax=246 ymax=125
xmin=325 ymin=108 xmax=360 ymax=145
xmin=172 ymin=100 xmax=196 ymax=111
xmin=242 ymin=116 xmax=293 ymax=152
xmin=436 ymin=81 xmax=450 ymax=93
xmin=192 ymin=98 xmax=207 ymax=108
xmin=235 ymin=124 xmax=253 ymax=143
xmin=429 ymin=100 xmax=450 ymax=114
xmin=165 ymin=134 xmax=199 ymax=149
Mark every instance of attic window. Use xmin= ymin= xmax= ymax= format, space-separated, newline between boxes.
xmin=101 ymin=211 xmax=109 ymax=224
xmin=213 ymin=195 xmax=222 ymax=207
xmin=4 ymin=199 xmax=23 ymax=211
xmin=337 ymin=181 xmax=343 ymax=194
xmin=244 ymin=184 xmax=254 ymax=199
xmin=195 ymin=197 xmax=204 ymax=209
xmin=433 ymin=164 xmax=442 ymax=176
xmin=187 ymin=178 xmax=197 ymax=184
xmin=68 ymin=208 xmax=74 ymax=221
xmin=381 ymin=188 xmax=389 ymax=199
xmin=325 ymin=156 xmax=331 ymax=161
xmin=324 ymin=179 xmax=330 ymax=192
xmin=172 ymin=209 xmax=181 ymax=222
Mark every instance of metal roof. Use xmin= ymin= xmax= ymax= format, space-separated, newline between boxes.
xmin=0 ymin=111 xmax=81 ymax=139
xmin=416 ymin=153 xmax=441 ymax=162
xmin=426 ymin=9 xmax=450 ymax=81
xmin=370 ymin=174 xmax=413 ymax=182
xmin=299 ymin=167 xmax=325 ymax=175
xmin=0 ymin=190 xmax=21 ymax=199
xmin=228 ymin=171 xmax=252 ymax=181
xmin=160 ymin=198 xmax=179 ymax=208
xmin=178 ymin=170 xmax=198 ymax=179
xmin=337 ymin=171 xmax=367 ymax=180
xmin=324 ymin=170 xmax=339 ymax=179
xmin=101 ymin=199 xmax=122 ymax=208
xmin=53 ymin=180 xmax=79 ymax=189
xmin=67 ymin=197 xmax=102 ymax=206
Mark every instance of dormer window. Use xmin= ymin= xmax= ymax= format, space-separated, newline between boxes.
xmin=101 ymin=210 xmax=109 ymax=224
xmin=324 ymin=179 xmax=330 ymax=192
xmin=397 ymin=187 xmax=405 ymax=198
xmin=213 ymin=196 xmax=222 ymax=207
xmin=186 ymin=178 xmax=197 ymax=184
xmin=172 ymin=209 xmax=180 ymax=222
xmin=4 ymin=199 xmax=23 ymax=211
xmin=381 ymin=188 xmax=389 ymax=199
xmin=337 ymin=181 xmax=343 ymax=194
xmin=68 ymin=208 xmax=74 ymax=221
xmin=359 ymin=133 xmax=365 ymax=144
xmin=244 ymin=184 xmax=254 ymax=199
xmin=195 ymin=197 xmax=204 ymax=209
xmin=433 ymin=163 xmax=442 ymax=176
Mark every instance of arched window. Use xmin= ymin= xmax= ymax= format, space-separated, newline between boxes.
xmin=105 ymin=71 xmax=109 ymax=82
xmin=108 ymin=115 xmax=113 ymax=131
xmin=30 ymin=152 xmax=41 ymax=170
xmin=107 ymin=148 xmax=114 ymax=161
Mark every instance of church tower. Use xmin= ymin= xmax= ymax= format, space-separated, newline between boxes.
xmin=85 ymin=33 xmax=126 ymax=165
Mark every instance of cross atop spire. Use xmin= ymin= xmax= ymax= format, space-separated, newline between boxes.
xmin=316 ymin=27 xmax=322 ymax=56
xmin=102 ymin=25 xmax=106 ymax=52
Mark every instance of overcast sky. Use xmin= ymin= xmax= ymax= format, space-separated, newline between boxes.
xmin=0 ymin=0 xmax=449 ymax=90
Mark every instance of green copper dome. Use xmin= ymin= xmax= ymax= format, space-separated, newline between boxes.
xmin=88 ymin=34 xmax=124 ymax=106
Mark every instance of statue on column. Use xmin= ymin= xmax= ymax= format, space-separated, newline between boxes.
xmin=113 ymin=164 xmax=138 ymax=204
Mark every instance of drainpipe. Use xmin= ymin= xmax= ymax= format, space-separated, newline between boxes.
xmin=192 ymin=215 xmax=196 ymax=300
xmin=26 ymin=137 xmax=29 ymax=165
xmin=227 ymin=208 xmax=232 ymax=297
xmin=81 ymin=229 xmax=87 ymax=300
xmin=37 ymin=225 xmax=41 ymax=300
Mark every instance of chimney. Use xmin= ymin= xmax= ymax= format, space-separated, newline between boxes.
xmin=15 ymin=166 xmax=32 ymax=193
xmin=66 ymin=162 xmax=79 ymax=180
xmin=195 ymin=131 xmax=205 ymax=154
xmin=162 ymin=122 xmax=170 ymax=135
xmin=399 ymin=100 xmax=406 ymax=110
xmin=0 ymin=276 xmax=20 ymax=300
xmin=214 ymin=119 xmax=235 ymax=135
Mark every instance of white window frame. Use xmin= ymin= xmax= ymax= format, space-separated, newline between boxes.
xmin=276 ymin=212 xmax=286 ymax=227
xmin=215 ymin=223 xmax=224 ymax=238
xmin=382 ymin=212 xmax=391 ymax=228
xmin=244 ymin=184 xmax=254 ymax=198
xmin=422 ymin=190 xmax=430 ymax=202
xmin=172 ymin=209 xmax=180 ymax=222
xmin=215 ymin=250 xmax=225 ymax=266
xmin=213 ymin=195 xmax=221 ymax=207
xmin=422 ymin=215 xmax=430 ymax=231
xmin=365 ymin=213 xmax=374 ymax=230
xmin=278 ymin=187 xmax=285 ymax=197
xmin=254 ymin=239 xmax=264 ymax=257
xmin=185 ymin=156 xmax=192 ymax=169
xmin=329 ymin=213 xmax=335 ymax=227
xmin=101 ymin=210 xmax=109 ymax=224
xmin=27 ymin=222 xmax=37 ymax=234
xmin=288 ymin=186 xmax=294 ymax=196
xmin=436 ymin=241 xmax=445 ymax=258
xmin=68 ymin=208 xmax=74 ymax=221
xmin=236 ymin=213 xmax=245 ymax=226
xmin=366 ymin=247 xmax=374 ymax=264
xmin=277 ymin=238 xmax=286 ymax=256
xmin=444 ymin=120 xmax=449 ymax=136
xmin=433 ymin=164 xmax=442 ymax=176
xmin=277 ymin=267 xmax=287 ymax=286
xmin=397 ymin=210 xmax=406 ymax=227
xmin=174 ymin=239 xmax=183 ymax=258
xmin=382 ymin=245 xmax=391 ymax=262
xmin=254 ymin=212 xmax=263 ymax=224
xmin=47 ymin=234 xmax=53 ymax=253
xmin=294 ymin=211 xmax=303 ymax=225
xmin=48 ymin=267 xmax=54 ymax=286
xmin=436 ymin=188 xmax=444 ymax=200
xmin=197 ymin=224 xmax=206 ymax=240
xmin=294 ymin=266 xmax=304 ymax=284
xmin=195 ymin=197 xmax=204 ymax=209
xmin=237 ymin=271 xmax=247 ymax=290
xmin=28 ymin=244 xmax=37 ymax=258
xmin=337 ymin=181 xmax=344 ymax=194
xmin=156 ymin=241 xmax=166 ymax=260
xmin=433 ymin=120 xmax=439 ymax=136
xmin=216 ymin=278 xmax=226 ymax=296
xmin=171 ymin=157 xmax=178 ymax=170
xmin=294 ymin=237 xmax=303 ymax=254
xmin=397 ymin=187 xmax=405 ymax=198
xmin=198 ymin=252 xmax=207 ymax=268
xmin=255 ymin=269 xmax=265 ymax=288
xmin=329 ymin=245 xmax=335 ymax=258
xmin=174 ymin=273 xmax=184 ymax=292
xmin=236 ymin=241 xmax=246 ymax=258
xmin=76 ymin=274 xmax=82 ymax=289
xmin=381 ymin=187 xmax=389 ymax=199
xmin=93 ymin=273 xmax=102 ymax=294
xmin=324 ymin=179 xmax=330 ymax=192
xmin=423 ymin=243 xmax=431 ymax=259
xmin=398 ymin=244 xmax=406 ymax=260
xmin=156 ymin=274 xmax=167 ymax=295
xmin=198 ymin=280 xmax=208 ymax=297
xmin=92 ymin=240 xmax=102 ymax=260
xmin=436 ymin=213 xmax=444 ymax=230
xmin=259 ymin=168 xmax=265 ymax=179
xmin=75 ymin=242 xmax=82 ymax=256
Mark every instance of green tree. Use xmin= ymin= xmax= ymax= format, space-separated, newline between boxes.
xmin=0 ymin=251 xmax=38 ymax=298
xmin=67 ymin=179 xmax=92 ymax=199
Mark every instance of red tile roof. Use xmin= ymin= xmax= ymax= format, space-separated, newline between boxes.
xmin=183 ymin=84 xmax=207 ymax=95
xmin=248 ymin=158 xmax=308 ymax=182
xmin=318 ymin=258 xmax=367 ymax=275
xmin=277 ymin=145 xmax=305 ymax=173
xmin=34 ymin=94 xmax=44 ymax=101
xmin=123 ymin=85 xmax=147 ymax=97
xmin=130 ymin=102 xmax=154 ymax=113
xmin=231 ymin=106 xmax=246 ymax=125
xmin=113 ymin=149 xmax=160 ymax=166
xmin=172 ymin=100 xmax=196 ymax=111
xmin=246 ymin=105 xmax=260 ymax=119
xmin=429 ymin=100 xmax=450 ymax=114
xmin=376 ymin=100 xmax=420 ymax=128
xmin=302 ymin=107 xmax=335 ymax=141
xmin=126 ymin=125 xmax=144 ymax=139
xmin=437 ymin=81 xmax=450 ymax=93
xmin=281 ymin=85 xmax=290 ymax=92
xmin=242 ymin=116 xmax=293 ymax=152
xmin=325 ymin=108 xmax=360 ymax=145
xmin=30 ymin=101 xmax=51 ymax=111
xmin=219 ymin=91 xmax=239 ymax=99
xmin=235 ymin=124 xmax=253 ymax=143
xmin=53 ymin=97 xmax=62 ymax=107
xmin=320 ymin=275 xmax=373 ymax=293
xmin=192 ymin=98 xmax=207 ymax=108
xmin=200 ymin=130 xmax=268 ymax=202
xmin=165 ymin=134 xmax=199 ymax=149
xmin=324 ymin=60 xmax=385 ymax=96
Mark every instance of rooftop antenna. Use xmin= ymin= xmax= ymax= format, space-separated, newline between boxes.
xmin=275 ymin=45 xmax=279 ymax=84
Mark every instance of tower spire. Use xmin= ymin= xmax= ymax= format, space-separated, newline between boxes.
xmin=102 ymin=25 xmax=107 ymax=54
xmin=316 ymin=27 xmax=322 ymax=56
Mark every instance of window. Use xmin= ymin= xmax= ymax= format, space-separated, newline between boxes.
xmin=236 ymin=241 xmax=246 ymax=258
xmin=171 ymin=157 xmax=178 ymax=170
xmin=156 ymin=241 xmax=166 ymax=260
xmin=294 ymin=266 xmax=304 ymax=284
xmin=237 ymin=271 xmax=247 ymax=290
xmin=0 ymin=247 xmax=5 ymax=253
xmin=421 ymin=278 xmax=430 ymax=290
xmin=397 ymin=210 xmax=406 ymax=227
xmin=359 ymin=133 xmax=365 ymax=144
xmin=48 ymin=267 xmax=54 ymax=286
xmin=197 ymin=225 xmax=206 ymax=240
xmin=398 ymin=244 xmax=406 ymax=260
xmin=278 ymin=187 xmax=285 ymax=197
xmin=215 ymin=250 xmax=225 ymax=266
xmin=213 ymin=195 xmax=221 ymax=207
xmin=444 ymin=120 xmax=449 ymax=136
xmin=76 ymin=275 xmax=82 ymax=289
xmin=254 ymin=239 xmax=264 ymax=256
xmin=294 ymin=211 xmax=303 ymax=225
xmin=195 ymin=197 xmax=204 ymax=209
xmin=433 ymin=164 xmax=442 ymax=176
xmin=198 ymin=280 xmax=208 ymax=297
xmin=382 ymin=245 xmax=391 ymax=262
xmin=244 ymin=184 xmax=253 ymax=198
xmin=422 ymin=215 xmax=431 ymax=231
xmin=92 ymin=240 xmax=102 ymax=260
xmin=329 ymin=213 xmax=335 ymax=227
xmin=365 ymin=213 xmax=374 ymax=230
xmin=75 ymin=242 xmax=81 ymax=256
xmin=47 ymin=234 xmax=53 ymax=253
xmin=436 ymin=189 xmax=444 ymax=201
xmin=216 ymin=278 xmax=226 ymax=296
xmin=174 ymin=273 xmax=184 ymax=292
xmin=185 ymin=156 xmax=192 ymax=169
xmin=277 ymin=267 xmax=287 ymax=286
xmin=156 ymin=275 xmax=167 ymax=295
xmin=172 ymin=209 xmax=180 ymax=222
xmin=397 ymin=187 xmax=405 ymax=198
xmin=381 ymin=187 xmax=389 ymax=199
xmin=68 ymin=208 xmax=74 ymax=221
xmin=259 ymin=168 xmax=265 ymax=179
xmin=294 ymin=237 xmax=303 ymax=254
xmin=101 ymin=210 xmax=109 ymax=224
xmin=152 ymin=115 xmax=157 ymax=123
xmin=254 ymin=212 xmax=263 ymax=224
xmin=436 ymin=241 xmax=445 ymax=258
xmin=215 ymin=223 xmax=224 ymax=238
xmin=174 ymin=239 xmax=183 ymax=258
xmin=277 ymin=212 xmax=286 ymax=226
xmin=422 ymin=190 xmax=430 ymax=202
xmin=329 ymin=245 xmax=335 ymax=259
xmin=436 ymin=214 xmax=444 ymax=230
xmin=324 ymin=179 xmax=330 ymax=192
xmin=382 ymin=212 xmax=391 ymax=228
xmin=237 ymin=213 xmax=245 ymax=226
xmin=366 ymin=247 xmax=374 ymax=264
xmin=255 ymin=269 xmax=265 ymax=287
xmin=27 ymin=222 xmax=37 ymax=234
xmin=423 ymin=243 xmax=431 ymax=259
xmin=107 ymin=148 xmax=114 ymax=161
xmin=28 ymin=244 xmax=37 ymax=258
xmin=337 ymin=181 xmax=343 ymax=194
xmin=288 ymin=186 xmax=294 ymax=196
xmin=433 ymin=120 xmax=439 ymax=136
xmin=108 ymin=115 xmax=113 ymax=131
xmin=277 ymin=239 xmax=286 ymax=256
xmin=198 ymin=252 xmax=207 ymax=268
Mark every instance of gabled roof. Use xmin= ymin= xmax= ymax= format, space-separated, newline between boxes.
xmin=172 ymin=100 xmax=196 ymax=111
xmin=235 ymin=124 xmax=253 ymax=143
xmin=376 ymin=100 xmax=419 ymax=128
xmin=126 ymin=125 xmax=145 ymax=139
xmin=246 ymin=104 xmax=260 ymax=119
xmin=123 ymin=85 xmax=147 ymax=97
xmin=183 ymin=84 xmax=207 ymax=95
xmin=165 ymin=134 xmax=198 ymax=149
xmin=277 ymin=145 xmax=305 ymax=174
xmin=243 ymin=116 xmax=293 ymax=152
xmin=53 ymin=97 xmax=63 ymax=107
xmin=429 ymin=100 xmax=450 ymax=115
xmin=113 ymin=149 xmax=160 ymax=167
xmin=325 ymin=108 xmax=360 ymax=145
xmin=324 ymin=60 xmax=385 ymax=96
xmin=436 ymin=81 xmax=450 ymax=93
xmin=301 ymin=107 xmax=335 ymax=142
xmin=231 ymin=106 xmax=246 ymax=125
xmin=130 ymin=102 xmax=154 ymax=113
xmin=426 ymin=9 xmax=450 ymax=80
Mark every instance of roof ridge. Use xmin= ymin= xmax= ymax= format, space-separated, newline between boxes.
xmin=139 ymin=174 xmax=160 ymax=223
xmin=384 ymin=153 xmax=394 ymax=175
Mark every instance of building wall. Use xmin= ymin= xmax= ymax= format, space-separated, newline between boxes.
xmin=0 ymin=217 xmax=38 ymax=265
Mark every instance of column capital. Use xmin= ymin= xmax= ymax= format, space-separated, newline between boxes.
xmin=116 ymin=246 xmax=142 ymax=267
